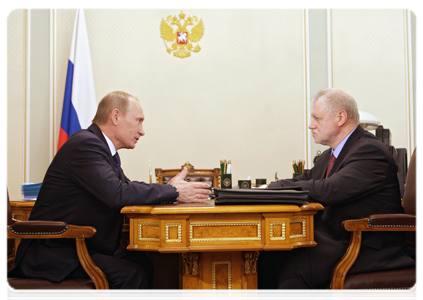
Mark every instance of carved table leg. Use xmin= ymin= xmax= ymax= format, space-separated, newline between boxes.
xmin=182 ymin=252 xmax=259 ymax=289
xmin=182 ymin=253 xmax=199 ymax=276
xmin=182 ymin=253 xmax=202 ymax=289
xmin=244 ymin=251 xmax=260 ymax=275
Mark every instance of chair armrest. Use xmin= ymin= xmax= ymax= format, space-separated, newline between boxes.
xmin=343 ymin=214 xmax=415 ymax=232
xmin=332 ymin=213 xmax=416 ymax=289
xmin=75 ymin=237 xmax=109 ymax=289
xmin=7 ymin=220 xmax=108 ymax=289
xmin=7 ymin=220 xmax=96 ymax=239
xmin=367 ymin=214 xmax=415 ymax=228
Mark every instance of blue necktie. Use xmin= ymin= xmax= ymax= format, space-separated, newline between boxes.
xmin=113 ymin=153 xmax=121 ymax=176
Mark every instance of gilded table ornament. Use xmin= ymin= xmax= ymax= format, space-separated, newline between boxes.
xmin=137 ymin=222 xmax=160 ymax=242
xmin=290 ymin=219 xmax=307 ymax=239
xmin=165 ymin=222 xmax=183 ymax=243
xmin=244 ymin=251 xmax=260 ymax=275
xmin=182 ymin=253 xmax=199 ymax=276
xmin=160 ymin=11 xmax=205 ymax=59
xmin=269 ymin=221 xmax=286 ymax=241
xmin=189 ymin=221 xmax=261 ymax=242
xmin=212 ymin=261 xmax=232 ymax=289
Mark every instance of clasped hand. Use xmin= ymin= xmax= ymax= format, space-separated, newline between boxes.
xmin=168 ymin=167 xmax=211 ymax=203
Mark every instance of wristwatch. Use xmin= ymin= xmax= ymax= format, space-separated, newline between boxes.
xmin=170 ymin=184 xmax=179 ymax=201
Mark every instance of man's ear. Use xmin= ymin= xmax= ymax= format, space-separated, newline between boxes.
xmin=337 ymin=110 xmax=348 ymax=127
xmin=111 ymin=109 xmax=119 ymax=125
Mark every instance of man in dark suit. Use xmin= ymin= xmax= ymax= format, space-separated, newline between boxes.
xmin=258 ymin=88 xmax=415 ymax=289
xmin=9 ymin=91 xmax=211 ymax=289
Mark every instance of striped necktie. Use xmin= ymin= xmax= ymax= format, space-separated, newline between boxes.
xmin=326 ymin=153 xmax=336 ymax=178
xmin=113 ymin=153 xmax=121 ymax=176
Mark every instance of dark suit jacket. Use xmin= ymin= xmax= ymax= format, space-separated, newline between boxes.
xmin=269 ymin=125 xmax=415 ymax=286
xmin=10 ymin=123 xmax=178 ymax=282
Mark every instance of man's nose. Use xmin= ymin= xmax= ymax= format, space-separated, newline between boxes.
xmin=139 ymin=125 xmax=145 ymax=136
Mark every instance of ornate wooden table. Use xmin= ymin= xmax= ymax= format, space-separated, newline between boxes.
xmin=121 ymin=200 xmax=324 ymax=289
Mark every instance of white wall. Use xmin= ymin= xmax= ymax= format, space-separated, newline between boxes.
xmin=7 ymin=10 xmax=25 ymax=200
xmin=331 ymin=9 xmax=413 ymax=151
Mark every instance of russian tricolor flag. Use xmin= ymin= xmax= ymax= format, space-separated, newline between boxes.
xmin=57 ymin=9 xmax=97 ymax=151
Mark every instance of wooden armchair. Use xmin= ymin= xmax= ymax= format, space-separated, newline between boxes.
xmin=7 ymin=194 xmax=109 ymax=289
xmin=155 ymin=161 xmax=221 ymax=187
xmin=330 ymin=149 xmax=416 ymax=289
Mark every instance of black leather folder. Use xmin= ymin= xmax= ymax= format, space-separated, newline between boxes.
xmin=213 ymin=188 xmax=309 ymax=205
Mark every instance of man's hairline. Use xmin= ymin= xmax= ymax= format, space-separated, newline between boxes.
xmin=313 ymin=92 xmax=359 ymax=126
xmin=95 ymin=97 xmax=139 ymax=126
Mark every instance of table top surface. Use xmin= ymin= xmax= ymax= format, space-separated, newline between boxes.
xmin=120 ymin=200 xmax=323 ymax=215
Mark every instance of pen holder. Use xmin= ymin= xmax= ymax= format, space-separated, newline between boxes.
xmin=221 ymin=174 xmax=232 ymax=189
xmin=293 ymin=173 xmax=302 ymax=178
xmin=238 ymin=180 xmax=251 ymax=189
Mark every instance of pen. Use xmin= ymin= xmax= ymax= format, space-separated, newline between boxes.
xmin=227 ymin=160 xmax=231 ymax=174
xmin=292 ymin=161 xmax=298 ymax=173
xmin=149 ymin=159 xmax=152 ymax=183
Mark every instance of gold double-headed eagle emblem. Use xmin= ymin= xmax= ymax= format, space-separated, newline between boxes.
xmin=160 ymin=11 xmax=205 ymax=59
